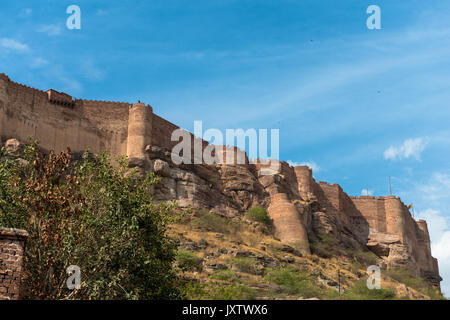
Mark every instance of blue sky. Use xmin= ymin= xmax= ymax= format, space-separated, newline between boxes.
xmin=1 ymin=0 xmax=450 ymax=296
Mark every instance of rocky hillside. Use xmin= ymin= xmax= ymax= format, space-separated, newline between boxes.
xmin=169 ymin=210 xmax=443 ymax=299
xmin=142 ymin=143 xmax=443 ymax=297
xmin=2 ymin=138 xmax=445 ymax=299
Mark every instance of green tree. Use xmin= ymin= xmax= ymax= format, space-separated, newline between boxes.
xmin=0 ymin=142 xmax=180 ymax=300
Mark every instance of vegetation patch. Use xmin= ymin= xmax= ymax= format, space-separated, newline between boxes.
xmin=176 ymin=250 xmax=203 ymax=272
xmin=231 ymin=256 xmax=259 ymax=274
xmin=385 ymin=268 xmax=445 ymax=300
xmin=0 ymin=142 xmax=180 ymax=299
xmin=190 ymin=211 xmax=242 ymax=235
xmin=309 ymin=235 xmax=340 ymax=258
xmin=246 ymin=206 xmax=270 ymax=225
xmin=343 ymin=281 xmax=396 ymax=300
xmin=264 ymin=266 xmax=334 ymax=298
xmin=183 ymin=281 xmax=257 ymax=300
xmin=211 ymin=269 xmax=237 ymax=281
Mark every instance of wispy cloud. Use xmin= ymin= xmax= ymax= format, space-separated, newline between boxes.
xmin=361 ymin=188 xmax=373 ymax=196
xmin=0 ymin=38 xmax=30 ymax=53
xmin=287 ymin=160 xmax=320 ymax=173
xmin=37 ymin=24 xmax=62 ymax=36
xmin=384 ymin=138 xmax=428 ymax=161
xmin=96 ymin=9 xmax=109 ymax=16
xmin=80 ymin=59 xmax=106 ymax=81
xmin=29 ymin=57 xmax=49 ymax=69
xmin=19 ymin=8 xmax=32 ymax=18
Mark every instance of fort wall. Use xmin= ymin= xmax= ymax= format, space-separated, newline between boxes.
xmin=293 ymin=166 xmax=314 ymax=200
xmin=0 ymin=74 xmax=131 ymax=156
xmin=0 ymin=227 xmax=28 ymax=300
xmin=351 ymin=196 xmax=387 ymax=233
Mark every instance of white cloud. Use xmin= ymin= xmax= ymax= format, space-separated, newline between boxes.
xmin=38 ymin=24 xmax=62 ymax=36
xmin=19 ymin=8 xmax=32 ymax=18
xmin=361 ymin=188 xmax=373 ymax=196
xmin=30 ymin=57 xmax=49 ymax=69
xmin=0 ymin=38 xmax=30 ymax=53
xmin=287 ymin=160 xmax=320 ymax=173
xmin=80 ymin=59 xmax=106 ymax=81
xmin=384 ymin=137 xmax=428 ymax=161
xmin=96 ymin=9 xmax=108 ymax=16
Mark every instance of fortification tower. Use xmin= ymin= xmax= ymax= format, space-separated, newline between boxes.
xmin=294 ymin=166 xmax=314 ymax=201
xmin=268 ymin=193 xmax=310 ymax=255
xmin=384 ymin=196 xmax=407 ymax=242
xmin=417 ymin=220 xmax=431 ymax=249
xmin=0 ymin=74 xmax=9 ymax=138
xmin=126 ymin=103 xmax=153 ymax=169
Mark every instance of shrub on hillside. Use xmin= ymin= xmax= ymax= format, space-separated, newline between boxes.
xmin=264 ymin=266 xmax=323 ymax=297
xmin=246 ymin=206 xmax=270 ymax=225
xmin=211 ymin=269 xmax=236 ymax=281
xmin=0 ymin=142 xmax=180 ymax=299
xmin=191 ymin=211 xmax=241 ymax=234
xmin=309 ymin=235 xmax=340 ymax=258
xmin=231 ymin=256 xmax=259 ymax=274
xmin=176 ymin=250 xmax=203 ymax=272
xmin=343 ymin=281 xmax=396 ymax=300
xmin=183 ymin=281 xmax=256 ymax=300
xmin=385 ymin=268 xmax=446 ymax=300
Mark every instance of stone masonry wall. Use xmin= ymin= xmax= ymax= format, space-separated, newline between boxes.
xmin=0 ymin=227 xmax=28 ymax=300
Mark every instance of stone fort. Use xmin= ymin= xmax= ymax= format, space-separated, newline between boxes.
xmin=0 ymin=73 xmax=442 ymax=295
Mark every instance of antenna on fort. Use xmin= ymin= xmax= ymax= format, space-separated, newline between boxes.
xmin=388 ymin=176 xmax=392 ymax=195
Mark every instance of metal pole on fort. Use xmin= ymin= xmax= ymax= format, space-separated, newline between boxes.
xmin=388 ymin=176 xmax=392 ymax=195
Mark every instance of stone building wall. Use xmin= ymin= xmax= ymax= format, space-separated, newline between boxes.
xmin=0 ymin=227 xmax=28 ymax=300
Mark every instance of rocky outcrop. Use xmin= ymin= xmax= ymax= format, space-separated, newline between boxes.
xmin=141 ymin=145 xmax=442 ymax=288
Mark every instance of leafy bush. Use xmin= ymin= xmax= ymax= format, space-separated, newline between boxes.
xmin=346 ymin=249 xmax=379 ymax=266
xmin=231 ymin=257 xmax=258 ymax=274
xmin=176 ymin=250 xmax=203 ymax=271
xmin=211 ymin=269 xmax=236 ymax=281
xmin=0 ymin=143 xmax=180 ymax=299
xmin=343 ymin=281 xmax=396 ymax=300
xmin=183 ymin=282 xmax=256 ymax=300
xmin=385 ymin=268 xmax=446 ymax=300
xmin=191 ymin=211 xmax=241 ymax=234
xmin=246 ymin=206 xmax=270 ymax=225
xmin=264 ymin=266 xmax=324 ymax=298
xmin=309 ymin=235 xmax=340 ymax=258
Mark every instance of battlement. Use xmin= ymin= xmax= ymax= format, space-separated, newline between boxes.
xmin=1 ymin=75 xmax=48 ymax=95
xmin=317 ymin=181 xmax=341 ymax=188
